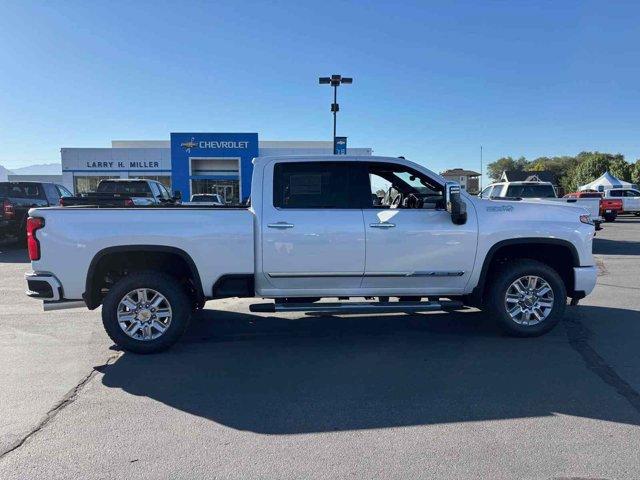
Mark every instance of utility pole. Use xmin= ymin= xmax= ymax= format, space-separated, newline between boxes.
xmin=319 ymin=75 xmax=353 ymax=154
xmin=480 ymin=145 xmax=483 ymax=192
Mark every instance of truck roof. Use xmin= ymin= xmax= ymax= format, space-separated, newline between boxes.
xmin=254 ymin=154 xmax=395 ymax=162
xmin=252 ymin=155 xmax=447 ymax=183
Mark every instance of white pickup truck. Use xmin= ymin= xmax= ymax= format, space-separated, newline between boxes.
xmin=481 ymin=180 xmax=603 ymax=228
xmin=603 ymin=188 xmax=640 ymax=216
xmin=25 ymin=155 xmax=598 ymax=353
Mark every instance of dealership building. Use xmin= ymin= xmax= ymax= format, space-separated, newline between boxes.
xmin=61 ymin=133 xmax=372 ymax=202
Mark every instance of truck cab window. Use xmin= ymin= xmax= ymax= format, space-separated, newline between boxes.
xmin=56 ymin=185 xmax=72 ymax=197
xmin=366 ymin=163 xmax=443 ymax=209
xmin=480 ymin=186 xmax=493 ymax=198
xmin=491 ymin=185 xmax=505 ymax=197
xmin=273 ymin=162 xmax=355 ymax=208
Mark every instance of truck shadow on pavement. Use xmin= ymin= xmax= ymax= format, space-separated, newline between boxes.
xmin=99 ymin=305 xmax=640 ymax=433
xmin=0 ymin=245 xmax=29 ymax=263
xmin=593 ymin=238 xmax=640 ymax=255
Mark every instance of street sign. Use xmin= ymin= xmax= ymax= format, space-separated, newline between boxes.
xmin=335 ymin=136 xmax=347 ymax=155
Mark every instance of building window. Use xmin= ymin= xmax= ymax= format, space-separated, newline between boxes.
xmin=132 ymin=175 xmax=171 ymax=189
xmin=73 ymin=176 xmax=118 ymax=194
xmin=191 ymin=179 xmax=239 ymax=204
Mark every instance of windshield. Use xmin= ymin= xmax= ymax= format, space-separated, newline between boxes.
xmin=506 ymin=184 xmax=556 ymax=198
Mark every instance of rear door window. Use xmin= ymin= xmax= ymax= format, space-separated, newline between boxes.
xmin=19 ymin=183 xmax=44 ymax=199
xmin=273 ymin=162 xmax=359 ymax=209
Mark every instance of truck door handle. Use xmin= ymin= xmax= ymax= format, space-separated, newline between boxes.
xmin=369 ymin=222 xmax=396 ymax=228
xmin=267 ymin=222 xmax=294 ymax=229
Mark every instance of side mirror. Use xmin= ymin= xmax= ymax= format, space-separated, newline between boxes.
xmin=173 ymin=190 xmax=182 ymax=201
xmin=445 ymin=182 xmax=467 ymax=225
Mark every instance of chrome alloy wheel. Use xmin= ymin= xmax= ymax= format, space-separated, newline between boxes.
xmin=117 ymin=288 xmax=172 ymax=341
xmin=504 ymin=275 xmax=554 ymax=326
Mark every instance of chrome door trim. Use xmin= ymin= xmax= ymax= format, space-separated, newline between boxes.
xmin=267 ymin=271 xmax=464 ymax=279
xmin=267 ymin=272 xmax=363 ymax=278
xmin=364 ymin=271 xmax=465 ymax=277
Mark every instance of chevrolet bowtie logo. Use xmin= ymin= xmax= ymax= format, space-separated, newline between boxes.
xmin=180 ymin=137 xmax=198 ymax=153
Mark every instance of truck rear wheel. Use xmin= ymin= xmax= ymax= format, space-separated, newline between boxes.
xmin=487 ymin=259 xmax=566 ymax=337
xmin=102 ymin=272 xmax=192 ymax=354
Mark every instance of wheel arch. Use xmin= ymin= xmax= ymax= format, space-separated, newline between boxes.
xmin=471 ymin=238 xmax=580 ymax=303
xmin=84 ymin=245 xmax=205 ymax=310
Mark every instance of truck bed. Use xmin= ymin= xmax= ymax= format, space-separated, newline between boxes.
xmin=28 ymin=206 xmax=254 ymax=300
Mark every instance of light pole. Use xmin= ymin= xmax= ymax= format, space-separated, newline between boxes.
xmin=319 ymin=74 xmax=352 ymax=154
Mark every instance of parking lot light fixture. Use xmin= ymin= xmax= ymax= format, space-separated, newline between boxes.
xmin=318 ymin=74 xmax=353 ymax=154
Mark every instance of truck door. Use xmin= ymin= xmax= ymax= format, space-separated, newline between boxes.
xmin=359 ymin=161 xmax=478 ymax=295
xmin=624 ymin=189 xmax=640 ymax=211
xmin=260 ymin=161 xmax=366 ymax=292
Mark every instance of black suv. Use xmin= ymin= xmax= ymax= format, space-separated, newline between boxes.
xmin=1 ymin=182 xmax=72 ymax=243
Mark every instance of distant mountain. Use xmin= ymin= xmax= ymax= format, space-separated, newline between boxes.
xmin=10 ymin=163 xmax=62 ymax=175
xmin=0 ymin=165 xmax=13 ymax=181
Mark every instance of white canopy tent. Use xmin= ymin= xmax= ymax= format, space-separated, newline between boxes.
xmin=578 ymin=171 xmax=635 ymax=191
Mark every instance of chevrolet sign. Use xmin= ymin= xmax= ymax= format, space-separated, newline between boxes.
xmin=181 ymin=137 xmax=249 ymax=152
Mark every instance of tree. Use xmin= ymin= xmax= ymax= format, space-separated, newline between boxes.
xmin=609 ymin=157 xmax=632 ymax=181
xmin=569 ymin=152 xmax=629 ymax=190
xmin=632 ymin=160 xmax=640 ymax=185
xmin=528 ymin=156 xmax=580 ymax=193
xmin=487 ymin=156 xmax=529 ymax=182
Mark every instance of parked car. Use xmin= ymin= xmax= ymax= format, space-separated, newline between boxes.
xmin=182 ymin=193 xmax=225 ymax=206
xmin=60 ymin=179 xmax=178 ymax=207
xmin=563 ymin=191 xmax=622 ymax=222
xmin=603 ymin=188 xmax=640 ymax=216
xmin=481 ymin=180 xmax=603 ymax=228
xmin=25 ymin=155 xmax=597 ymax=353
xmin=0 ymin=181 xmax=72 ymax=243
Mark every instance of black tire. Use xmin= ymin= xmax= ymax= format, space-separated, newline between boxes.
xmin=487 ymin=259 xmax=566 ymax=337
xmin=634 ymin=212 xmax=640 ymax=217
xmin=604 ymin=213 xmax=616 ymax=222
xmin=102 ymin=272 xmax=192 ymax=354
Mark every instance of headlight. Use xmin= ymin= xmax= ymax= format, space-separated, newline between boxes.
xmin=580 ymin=214 xmax=594 ymax=225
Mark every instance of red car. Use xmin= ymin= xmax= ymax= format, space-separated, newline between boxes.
xmin=564 ymin=191 xmax=622 ymax=222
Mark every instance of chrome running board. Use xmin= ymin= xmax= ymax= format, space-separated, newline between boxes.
xmin=249 ymin=300 xmax=464 ymax=315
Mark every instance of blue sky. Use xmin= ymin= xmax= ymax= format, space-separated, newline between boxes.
xmin=1 ymin=0 xmax=639 ymax=175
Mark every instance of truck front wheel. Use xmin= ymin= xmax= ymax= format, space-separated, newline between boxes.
xmin=487 ymin=259 xmax=566 ymax=337
xmin=101 ymin=272 xmax=192 ymax=353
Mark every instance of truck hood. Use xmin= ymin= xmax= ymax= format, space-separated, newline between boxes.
xmin=467 ymin=196 xmax=591 ymax=219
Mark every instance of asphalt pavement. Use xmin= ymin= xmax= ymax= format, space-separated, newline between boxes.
xmin=1 ymin=218 xmax=640 ymax=479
